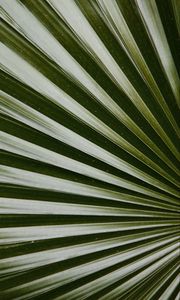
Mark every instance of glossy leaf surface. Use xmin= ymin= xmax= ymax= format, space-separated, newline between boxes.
xmin=0 ymin=0 xmax=179 ymax=299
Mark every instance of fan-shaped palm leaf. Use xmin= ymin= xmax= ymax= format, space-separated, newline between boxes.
xmin=0 ymin=0 xmax=179 ymax=299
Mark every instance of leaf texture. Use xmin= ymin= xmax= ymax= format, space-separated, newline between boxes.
xmin=0 ymin=0 xmax=179 ymax=299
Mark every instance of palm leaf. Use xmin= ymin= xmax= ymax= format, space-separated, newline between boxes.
xmin=0 ymin=0 xmax=179 ymax=299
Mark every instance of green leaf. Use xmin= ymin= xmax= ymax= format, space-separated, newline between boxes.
xmin=0 ymin=0 xmax=179 ymax=299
